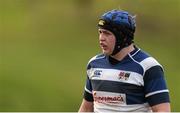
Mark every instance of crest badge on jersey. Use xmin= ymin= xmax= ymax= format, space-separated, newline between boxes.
xmin=118 ymin=72 xmax=130 ymax=80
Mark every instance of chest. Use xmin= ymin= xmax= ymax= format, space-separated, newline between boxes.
xmin=88 ymin=68 xmax=144 ymax=86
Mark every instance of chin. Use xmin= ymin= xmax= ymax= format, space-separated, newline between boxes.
xmin=102 ymin=50 xmax=111 ymax=55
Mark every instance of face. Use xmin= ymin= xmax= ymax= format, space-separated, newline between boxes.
xmin=98 ymin=28 xmax=116 ymax=55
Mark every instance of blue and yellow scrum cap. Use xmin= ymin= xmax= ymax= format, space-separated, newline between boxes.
xmin=98 ymin=9 xmax=136 ymax=55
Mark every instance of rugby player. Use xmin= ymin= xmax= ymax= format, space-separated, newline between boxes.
xmin=79 ymin=9 xmax=170 ymax=112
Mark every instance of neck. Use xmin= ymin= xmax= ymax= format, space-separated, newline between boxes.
xmin=110 ymin=44 xmax=135 ymax=61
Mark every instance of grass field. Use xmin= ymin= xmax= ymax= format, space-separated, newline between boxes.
xmin=0 ymin=0 xmax=180 ymax=111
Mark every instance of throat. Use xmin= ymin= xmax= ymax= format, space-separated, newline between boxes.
xmin=108 ymin=56 xmax=120 ymax=65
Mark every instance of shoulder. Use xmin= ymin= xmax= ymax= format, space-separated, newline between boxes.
xmin=140 ymin=56 xmax=163 ymax=72
xmin=87 ymin=53 xmax=106 ymax=64
xmin=131 ymin=49 xmax=163 ymax=74
xmin=86 ymin=53 xmax=106 ymax=69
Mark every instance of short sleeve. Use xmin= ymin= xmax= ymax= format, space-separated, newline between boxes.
xmin=83 ymin=64 xmax=94 ymax=102
xmin=143 ymin=66 xmax=170 ymax=106
xmin=83 ymin=76 xmax=94 ymax=102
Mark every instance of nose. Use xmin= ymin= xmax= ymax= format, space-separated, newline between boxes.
xmin=99 ymin=34 xmax=106 ymax=42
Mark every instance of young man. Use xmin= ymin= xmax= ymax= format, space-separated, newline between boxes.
xmin=79 ymin=9 xmax=170 ymax=112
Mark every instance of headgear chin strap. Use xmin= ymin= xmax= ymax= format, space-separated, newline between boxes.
xmin=98 ymin=10 xmax=136 ymax=55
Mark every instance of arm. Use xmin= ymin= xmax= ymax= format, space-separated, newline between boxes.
xmin=151 ymin=103 xmax=171 ymax=112
xmin=79 ymin=62 xmax=94 ymax=112
xmin=143 ymin=65 xmax=171 ymax=112
xmin=79 ymin=99 xmax=93 ymax=112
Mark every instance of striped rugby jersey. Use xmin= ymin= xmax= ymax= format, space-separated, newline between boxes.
xmin=83 ymin=47 xmax=170 ymax=112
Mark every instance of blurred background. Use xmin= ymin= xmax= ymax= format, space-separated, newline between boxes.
xmin=0 ymin=0 xmax=180 ymax=111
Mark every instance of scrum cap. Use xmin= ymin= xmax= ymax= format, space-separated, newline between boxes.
xmin=98 ymin=9 xmax=136 ymax=55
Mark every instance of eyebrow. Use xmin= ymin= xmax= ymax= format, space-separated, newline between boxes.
xmin=99 ymin=29 xmax=111 ymax=34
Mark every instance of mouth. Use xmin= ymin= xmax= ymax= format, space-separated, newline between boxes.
xmin=100 ymin=43 xmax=108 ymax=50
